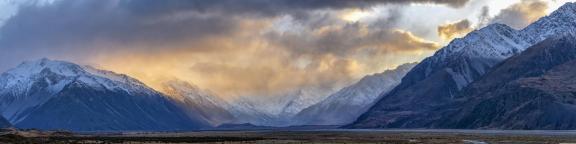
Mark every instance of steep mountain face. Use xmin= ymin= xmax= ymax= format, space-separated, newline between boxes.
xmin=350 ymin=2 xmax=576 ymax=128
xmin=350 ymin=24 xmax=533 ymax=128
xmin=0 ymin=117 xmax=10 ymax=128
xmin=434 ymin=34 xmax=576 ymax=129
xmin=0 ymin=59 xmax=209 ymax=131
xmin=521 ymin=3 xmax=576 ymax=42
xmin=293 ymin=63 xmax=416 ymax=126
xmin=162 ymin=80 xmax=236 ymax=126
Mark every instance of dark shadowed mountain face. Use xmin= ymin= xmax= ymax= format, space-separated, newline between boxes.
xmin=351 ymin=33 xmax=576 ymax=130
xmin=349 ymin=2 xmax=576 ymax=129
xmin=0 ymin=59 xmax=209 ymax=131
xmin=433 ymin=34 xmax=576 ymax=130
xmin=0 ymin=117 xmax=10 ymax=128
xmin=348 ymin=24 xmax=533 ymax=129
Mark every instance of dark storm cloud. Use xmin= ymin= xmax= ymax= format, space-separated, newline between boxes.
xmin=0 ymin=0 xmax=236 ymax=49
xmin=0 ymin=0 xmax=471 ymax=50
xmin=0 ymin=0 xmax=239 ymax=71
xmin=0 ymin=0 xmax=465 ymax=96
xmin=120 ymin=0 xmax=471 ymax=17
xmin=0 ymin=0 xmax=470 ymax=71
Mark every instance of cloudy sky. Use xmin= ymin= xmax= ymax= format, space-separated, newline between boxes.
xmin=0 ymin=0 xmax=573 ymax=99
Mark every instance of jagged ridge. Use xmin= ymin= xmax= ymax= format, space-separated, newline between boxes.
xmin=0 ymin=58 xmax=209 ymax=131
xmin=350 ymin=2 xmax=576 ymax=129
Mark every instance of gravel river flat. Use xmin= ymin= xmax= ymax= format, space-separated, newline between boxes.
xmin=4 ymin=129 xmax=576 ymax=143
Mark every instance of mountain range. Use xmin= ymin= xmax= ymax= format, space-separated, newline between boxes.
xmin=0 ymin=59 xmax=209 ymax=131
xmin=441 ymin=33 xmax=576 ymax=129
xmin=224 ymin=63 xmax=417 ymax=126
xmin=1 ymin=2 xmax=576 ymax=132
xmin=0 ymin=57 xmax=418 ymax=130
xmin=349 ymin=2 xmax=576 ymax=129
xmin=292 ymin=63 xmax=416 ymax=126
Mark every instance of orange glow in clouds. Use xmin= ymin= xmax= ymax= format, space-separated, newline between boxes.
xmin=87 ymin=17 xmax=440 ymax=100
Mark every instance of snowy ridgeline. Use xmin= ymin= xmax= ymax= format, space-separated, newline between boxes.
xmin=350 ymin=2 xmax=576 ymax=129
xmin=0 ymin=59 xmax=209 ymax=131
xmin=216 ymin=63 xmax=416 ymax=127
xmin=0 ymin=57 xmax=417 ymax=130
xmin=2 ymin=2 xmax=576 ymax=131
xmin=291 ymin=63 xmax=416 ymax=126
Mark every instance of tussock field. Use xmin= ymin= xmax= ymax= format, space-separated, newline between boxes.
xmin=3 ymin=129 xmax=576 ymax=144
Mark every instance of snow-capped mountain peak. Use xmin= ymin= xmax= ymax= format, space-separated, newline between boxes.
xmin=0 ymin=58 xmax=208 ymax=131
xmin=405 ymin=22 xmax=534 ymax=90
xmin=1 ymin=58 xmax=155 ymax=97
xmin=436 ymin=23 xmax=530 ymax=61
xmin=549 ymin=2 xmax=576 ymax=19
xmin=0 ymin=58 xmax=157 ymax=123
xmin=6 ymin=58 xmax=83 ymax=77
xmin=522 ymin=2 xmax=576 ymax=42
xmin=350 ymin=2 xmax=576 ymax=129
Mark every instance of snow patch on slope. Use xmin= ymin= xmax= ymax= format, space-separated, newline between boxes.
xmin=0 ymin=58 xmax=159 ymax=123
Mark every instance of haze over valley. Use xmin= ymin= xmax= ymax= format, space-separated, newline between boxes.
xmin=3 ymin=1 xmax=576 ymax=143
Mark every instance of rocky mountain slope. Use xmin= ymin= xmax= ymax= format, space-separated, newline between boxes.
xmin=0 ymin=59 xmax=209 ymax=131
xmin=350 ymin=2 xmax=576 ymax=129
xmin=434 ymin=33 xmax=576 ymax=129
xmin=0 ymin=117 xmax=10 ymax=128
xmin=350 ymin=23 xmax=533 ymax=128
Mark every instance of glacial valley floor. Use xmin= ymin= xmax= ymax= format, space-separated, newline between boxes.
xmin=3 ymin=129 xmax=576 ymax=144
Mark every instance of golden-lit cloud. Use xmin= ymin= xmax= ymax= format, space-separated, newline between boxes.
xmin=437 ymin=19 xmax=472 ymax=41
xmin=266 ymin=21 xmax=440 ymax=59
xmin=85 ymin=15 xmax=440 ymax=99
xmin=0 ymin=0 xmax=449 ymax=100
xmin=491 ymin=0 xmax=549 ymax=29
